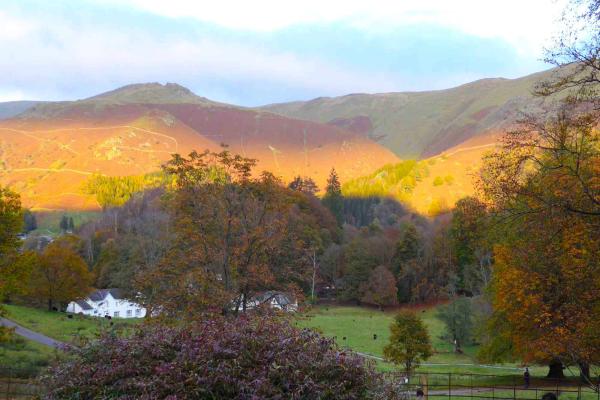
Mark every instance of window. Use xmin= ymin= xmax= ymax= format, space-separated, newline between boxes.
xmin=135 ymin=309 xmax=141 ymax=317
xmin=114 ymin=311 xmax=119 ymax=318
xmin=126 ymin=310 xmax=132 ymax=317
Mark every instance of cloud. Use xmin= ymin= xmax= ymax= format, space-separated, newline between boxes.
xmin=104 ymin=0 xmax=567 ymax=54
xmin=0 ymin=8 xmax=400 ymax=103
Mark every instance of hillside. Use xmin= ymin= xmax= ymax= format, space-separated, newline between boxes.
xmin=0 ymin=83 xmax=399 ymax=210
xmin=0 ymin=101 xmax=43 ymax=119
xmin=342 ymin=131 xmax=500 ymax=214
xmin=261 ymin=68 xmax=562 ymax=158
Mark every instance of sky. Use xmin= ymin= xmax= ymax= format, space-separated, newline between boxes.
xmin=0 ymin=0 xmax=567 ymax=106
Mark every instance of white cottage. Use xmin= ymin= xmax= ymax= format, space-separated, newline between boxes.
xmin=66 ymin=289 xmax=146 ymax=319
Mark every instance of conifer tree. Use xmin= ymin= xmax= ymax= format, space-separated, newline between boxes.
xmin=322 ymin=168 xmax=343 ymax=225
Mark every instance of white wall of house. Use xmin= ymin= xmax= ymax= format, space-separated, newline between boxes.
xmin=67 ymin=292 xmax=146 ymax=318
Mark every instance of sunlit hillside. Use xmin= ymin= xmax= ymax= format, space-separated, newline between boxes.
xmin=343 ymin=132 xmax=499 ymax=215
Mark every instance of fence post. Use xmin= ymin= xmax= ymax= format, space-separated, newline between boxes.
xmin=513 ymin=375 xmax=516 ymax=400
xmin=471 ymin=373 xmax=473 ymax=400
xmin=6 ymin=368 xmax=12 ymax=400
xmin=449 ymin=373 xmax=452 ymax=400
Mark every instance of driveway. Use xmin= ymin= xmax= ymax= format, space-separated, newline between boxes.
xmin=0 ymin=317 xmax=67 ymax=349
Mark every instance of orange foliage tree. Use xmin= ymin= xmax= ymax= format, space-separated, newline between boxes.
xmin=479 ymin=110 xmax=600 ymax=379
xmin=29 ymin=235 xmax=93 ymax=311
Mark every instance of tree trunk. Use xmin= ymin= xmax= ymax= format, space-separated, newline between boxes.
xmin=579 ymin=362 xmax=591 ymax=383
xmin=547 ymin=360 xmax=565 ymax=379
xmin=48 ymin=298 xmax=53 ymax=311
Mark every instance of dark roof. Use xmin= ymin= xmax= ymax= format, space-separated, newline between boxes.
xmin=75 ymin=300 xmax=93 ymax=311
xmin=88 ymin=288 xmax=124 ymax=301
xmin=253 ymin=291 xmax=295 ymax=306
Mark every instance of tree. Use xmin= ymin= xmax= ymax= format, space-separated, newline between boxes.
xmin=392 ymin=224 xmax=422 ymax=302
xmin=340 ymin=236 xmax=379 ymax=302
xmin=479 ymin=110 xmax=600 ymax=379
xmin=59 ymin=215 xmax=69 ymax=233
xmin=68 ymin=217 xmax=74 ymax=232
xmin=22 ymin=209 xmax=37 ymax=233
xmin=449 ymin=197 xmax=492 ymax=295
xmin=383 ymin=311 xmax=433 ymax=374
xmin=140 ymin=149 xmax=329 ymax=318
xmin=322 ymin=168 xmax=344 ymax=225
xmin=288 ymin=176 xmax=319 ymax=196
xmin=360 ymin=265 xmax=398 ymax=309
xmin=44 ymin=316 xmax=402 ymax=400
xmin=535 ymin=0 xmax=600 ymax=102
xmin=0 ymin=186 xmax=28 ymax=341
xmin=437 ymin=297 xmax=474 ymax=353
xmin=29 ymin=235 xmax=93 ymax=310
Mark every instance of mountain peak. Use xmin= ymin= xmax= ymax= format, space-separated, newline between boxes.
xmin=85 ymin=82 xmax=214 ymax=105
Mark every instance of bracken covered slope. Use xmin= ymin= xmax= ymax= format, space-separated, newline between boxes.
xmin=0 ymin=83 xmax=399 ymax=210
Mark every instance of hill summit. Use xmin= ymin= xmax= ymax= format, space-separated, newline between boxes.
xmin=85 ymin=82 xmax=216 ymax=105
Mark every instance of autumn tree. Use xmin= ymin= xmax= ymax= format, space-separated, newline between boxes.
xmin=479 ymin=110 xmax=600 ymax=379
xmin=360 ymin=265 xmax=398 ymax=309
xmin=29 ymin=235 xmax=93 ymax=311
xmin=322 ymin=168 xmax=344 ymax=225
xmin=383 ymin=311 xmax=433 ymax=374
xmin=437 ymin=297 xmax=474 ymax=353
xmin=140 ymin=149 xmax=329 ymax=318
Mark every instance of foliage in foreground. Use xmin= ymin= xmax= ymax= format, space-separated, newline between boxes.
xmin=43 ymin=315 xmax=403 ymax=400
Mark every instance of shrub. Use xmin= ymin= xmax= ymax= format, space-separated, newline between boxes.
xmin=432 ymin=176 xmax=444 ymax=186
xmin=444 ymin=175 xmax=455 ymax=185
xmin=44 ymin=315 xmax=398 ymax=399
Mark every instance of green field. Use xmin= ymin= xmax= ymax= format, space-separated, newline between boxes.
xmin=3 ymin=304 xmax=139 ymax=345
xmin=30 ymin=210 xmax=101 ymax=236
xmin=295 ymin=306 xmax=573 ymax=377
xmin=0 ymin=336 xmax=58 ymax=377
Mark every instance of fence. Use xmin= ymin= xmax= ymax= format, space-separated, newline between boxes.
xmin=0 ymin=368 xmax=44 ymax=400
xmin=385 ymin=372 xmax=600 ymax=400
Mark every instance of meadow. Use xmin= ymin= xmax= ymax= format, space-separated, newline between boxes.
xmin=295 ymin=306 xmax=572 ymax=377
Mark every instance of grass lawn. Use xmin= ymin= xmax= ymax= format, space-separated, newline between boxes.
xmin=3 ymin=304 xmax=141 ymax=345
xmin=295 ymin=306 xmax=573 ymax=378
xmin=0 ymin=335 xmax=59 ymax=378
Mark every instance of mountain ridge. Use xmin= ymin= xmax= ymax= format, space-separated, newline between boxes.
xmin=260 ymin=67 xmax=564 ymax=158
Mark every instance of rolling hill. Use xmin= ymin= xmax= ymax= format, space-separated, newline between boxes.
xmin=0 ymin=83 xmax=399 ymax=210
xmin=261 ymin=68 xmax=562 ymax=158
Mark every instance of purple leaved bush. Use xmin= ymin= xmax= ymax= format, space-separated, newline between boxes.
xmin=43 ymin=315 xmax=399 ymax=399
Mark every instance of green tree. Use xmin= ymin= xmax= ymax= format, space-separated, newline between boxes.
xmin=449 ymin=197 xmax=491 ymax=295
xmin=340 ymin=237 xmax=379 ymax=302
xmin=0 ymin=186 xmax=29 ymax=341
xmin=322 ymin=168 xmax=344 ymax=225
xmin=437 ymin=297 xmax=474 ymax=353
xmin=59 ymin=215 xmax=69 ymax=232
xmin=383 ymin=311 xmax=433 ymax=374
xmin=23 ymin=209 xmax=37 ymax=233
xmin=392 ymin=224 xmax=422 ymax=302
